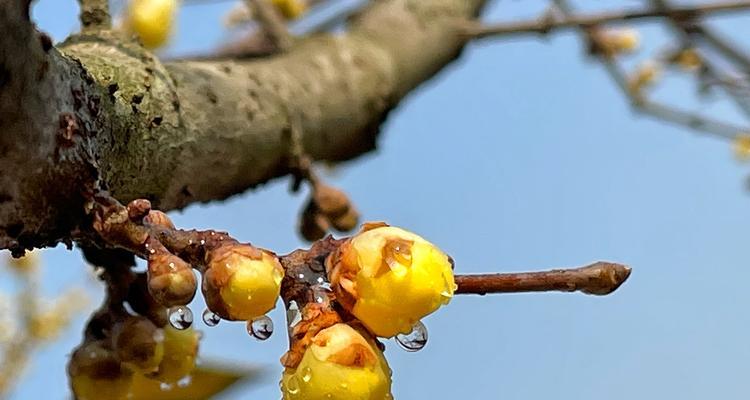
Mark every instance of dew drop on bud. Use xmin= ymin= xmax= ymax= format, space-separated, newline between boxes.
xmin=177 ymin=375 xmax=192 ymax=388
xmin=247 ymin=315 xmax=273 ymax=340
xmin=168 ymin=306 xmax=193 ymax=330
xmin=301 ymin=366 xmax=313 ymax=383
xmin=286 ymin=375 xmax=300 ymax=395
xmin=395 ymin=321 xmax=428 ymax=352
xmin=201 ymin=308 xmax=221 ymax=327
xmin=287 ymin=300 xmax=302 ymax=330
xmin=159 ymin=382 xmax=173 ymax=391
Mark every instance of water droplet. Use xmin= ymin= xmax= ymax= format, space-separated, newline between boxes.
xmin=168 ymin=306 xmax=193 ymax=330
xmin=286 ymin=375 xmax=300 ymax=395
xmin=287 ymin=301 xmax=302 ymax=329
xmin=202 ymin=309 xmax=221 ymax=327
xmin=395 ymin=321 xmax=428 ymax=352
xmin=301 ymin=366 xmax=312 ymax=383
xmin=200 ymin=239 xmax=205 ymax=245
xmin=298 ymin=273 xmax=305 ymax=279
xmin=247 ymin=315 xmax=273 ymax=340
xmin=159 ymin=382 xmax=173 ymax=391
xmin=177 ymin=375 xmax=192 ymax=388
xmin=316 ymin=276 xmax=324 ymax=284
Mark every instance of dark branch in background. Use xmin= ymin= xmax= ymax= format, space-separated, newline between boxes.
xmin=77 ymin=0 xmax=112 ymax=30
xmin=466 ymin=0 xmax=750 ymax=141
xmin=454 ymin=262 xmax=631 ymax=296
xmin=246 ymin=0 xmax=293 ymax=51
xmin=649 ymin=0 xmax=750 ymax=118
xmin=463 ymin=0 xmax=750 ymax=38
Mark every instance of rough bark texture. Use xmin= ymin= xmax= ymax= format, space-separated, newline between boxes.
xmin=0 ymin=0 xmax=486 ymax=254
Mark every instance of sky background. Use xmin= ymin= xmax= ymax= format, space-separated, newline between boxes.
xmin=6 ymin=0 xmax=750 ymax=398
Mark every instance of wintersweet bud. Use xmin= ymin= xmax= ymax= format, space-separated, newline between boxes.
xmin=328 ymin=224 xmax=456 ymax=337
xmin=202 ymin=244 xmax=284 ymax=321
xmin=281 ymin=323 xmax=392 ymax=400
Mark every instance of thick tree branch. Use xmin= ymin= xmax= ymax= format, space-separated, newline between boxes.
xmin=0 ymin=0 xmax=487 ymax=253
xmin=454 ymin=262 xmax=632 ymax=296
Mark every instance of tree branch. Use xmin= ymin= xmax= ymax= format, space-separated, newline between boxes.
xmin=246 ymin=0 xmax=293 ymax=51
xmin=454 ymin=261 xmax=632 ymax=296
xmin=463 ymin=0 xmax=750 ymax=38
xmin=77 ymin=0 xmax=112 ymax=30
xmin=0 ymin=0 xmax=487 ymax=253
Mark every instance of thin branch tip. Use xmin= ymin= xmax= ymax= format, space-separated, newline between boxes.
xmin=454 ymin=261 xmax=632 ymax=296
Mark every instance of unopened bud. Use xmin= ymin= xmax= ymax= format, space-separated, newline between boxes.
xmin=202 ymin=244 xmax=284 ymax=320
xmin=147 ymin=253 xmax=197 ymax=307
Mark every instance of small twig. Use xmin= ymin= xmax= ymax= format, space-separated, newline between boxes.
xmin=693 ymin=26 xmax=750 ymax=72
xmin=246 ymin=0 xmax=294 ymax=51
xmin=463 ymin=0 xmax=750 ymax=39
xmin=649 ymin=0 xmax=750 ymax=117
xmin=546 ymin=0 xmax=750 ymax=140
xmin=454 ymin=261 xmax=631 ymax=296
xmin=77 ymin=0 xmax=111 ymax=30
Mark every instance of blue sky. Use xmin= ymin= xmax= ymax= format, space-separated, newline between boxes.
xmin=10 ymin=0 xmax=750 ymax=398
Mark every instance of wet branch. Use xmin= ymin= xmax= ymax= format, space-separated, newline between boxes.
xmin=454 ymin=261 xmax=631 ymax=296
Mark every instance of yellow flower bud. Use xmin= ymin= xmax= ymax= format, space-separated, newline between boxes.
xmin=68 ymin=340 xmax=134 ymax=400
xmin=597 ymin=28 xmax=640 ymax=55
xmin=202 ymin=244 xmax=284 ymax=321
xmin=328 ymin=224 xmax=455 ymax=337
xmin=125 ymin=0 xmax=178 ymax=50
xmin=113 ymin=316 xmax=165 ymax=374
xmin=271 ymin=0 xmax=307 ymax=20
xmin=150 ymin=325 xmax=199 ymax=383
xmin=628 ymin=61 xmax=661 ymax=95
xmin=673 ymin=48 xmax=702 ymax=71
xmin=147 ymin=253 xmax=197 ymax=307
xmin=6 ymin=250 xmax=39 ymax=273
xmin=281 ymin=323 xmax=392 ymax=400
xmin=734 ymin=134 xmax=750 ymax=161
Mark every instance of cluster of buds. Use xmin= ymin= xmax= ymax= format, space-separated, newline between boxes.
xmin=277 ymin=223 xmax=455 ymax=398
xmin=299 ymin=183 xmax=359 ymax=241
xmin=69 ymin=310 xmax=201 ymax=400
xmin=89 ymin=194 xmax=462 ymax=399
xmin=281 ymin=323 xmax=392 ymax=399
xmin=93 ymin=196 xmax=286 ymax=327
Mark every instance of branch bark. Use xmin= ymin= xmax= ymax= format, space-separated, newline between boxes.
xmin=463 ymin=0 xmax=750 ymax=38
xmin=454 ymin=262 xmax=632 ymax=296
xmin=0 ymin=0 xmax=487 ymax=253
